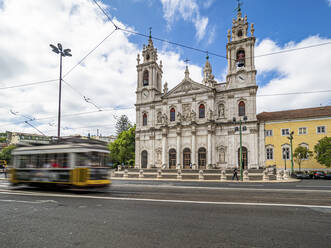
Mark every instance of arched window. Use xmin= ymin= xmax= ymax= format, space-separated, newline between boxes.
xmin=141 ymin=150 xmax=148 ymax=168
xmin=238 ymin=101 xmax=245 ymax=116
xmin=199 ymin=104 xmax=205 ymax=118
xmin=236 ymin=50 xmax=245 ymax=67
xmin=142 ymin=113 xmax=147 ymax=126
xmin=183 ymin=148 xmax=191 ymax=168
xmin=198 ymin=147 xmax=207 ymax=167
xmin=170 ymin=108 xmax=176 ymax=122
xmin=169 ymin=149 xmax=176 ymax=168
xmin=143 ymin=70 xmax=149 ymax=86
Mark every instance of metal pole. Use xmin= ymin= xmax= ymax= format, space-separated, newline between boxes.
xmin=239 ymin=119 xmax=243 ymax=181
xmin=290 ymin=134 xmax=294 ymax=174
xmin=57 ymin=53 xmax=63 ymax=140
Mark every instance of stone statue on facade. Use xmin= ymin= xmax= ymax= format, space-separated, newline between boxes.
xmin=190 ymin=109 xmax=196 ymax=122
xmin=157 ymin=112 xmax=162 ymax=124
xmin=177 ymin=112 xmax=182 ymax=122
xmin=161 ymin=113 xmax=168 ymax=125
xmin=218 ymin=104 xmax=225 ymax=117
xmin=163 ymin=82 xmax=168 ymax=94
xmin=208 ymin=108 xmax=213 ymax=121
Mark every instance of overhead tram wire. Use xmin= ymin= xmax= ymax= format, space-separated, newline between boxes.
xmin=0 ymin=79 xmax=58 ymax=90
xmin=257 ymin=89 xmax=331 ymax=97
xmin=62 ymin=27 xmax=118 ymax=78
xmin=0 ymin=105 xmax=135 ymax=128
xmin=62 ymin=79 xmax=102 ymax=111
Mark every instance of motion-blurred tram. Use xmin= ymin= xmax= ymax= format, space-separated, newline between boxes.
xmin=10 ymin=137 xmax=111 ymax=188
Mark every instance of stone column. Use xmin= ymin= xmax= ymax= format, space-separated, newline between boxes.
xmin=176 ymin=127 xmax=181 ymax=169
xmin=207 ymin=126 xmax=212 ymax=167
xmin=191 ymin=126 xmax=196 ymax=168
xmin=162 ymin=128 xmax=168 ymax=168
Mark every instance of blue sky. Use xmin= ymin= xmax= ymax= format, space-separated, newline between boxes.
xmin=0 ymin=0 xmax=330 ymax=136
xmin=103 ymin=0 xmax=331 ymax=83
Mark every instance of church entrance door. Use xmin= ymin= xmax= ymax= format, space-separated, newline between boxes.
xmin=237 ymin=147 xmax=248 ymax=170
xmin=141 ymin=150 xmax=148 ymax=168
xmin=183 ymin=148 xmax=191 ymax=169
xmin=169 ymin=149 xmax=176 ymax=168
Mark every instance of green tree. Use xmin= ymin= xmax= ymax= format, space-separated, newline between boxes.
xmin=314 ymin=136 xmax=331 ymax=168
xmin=115 ymin=115 xmax=132 ymax=136
xmin=0 ymin=145 xmax=16 ymax=164
xmin=109 ymin=125 xmax=135 ymax=166
xmin=293 ymin=146 xmax=313 ymax=171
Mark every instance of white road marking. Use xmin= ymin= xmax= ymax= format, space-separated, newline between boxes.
xmin=113 ymin=183 xmax=331 ymax=193
xmin=0 ymin=199 xmax=57 ymax=204
xmin=0 ymin=190 xmax=330 ymax=209
xmin=296 ymin=185 xmax=331 ymax=188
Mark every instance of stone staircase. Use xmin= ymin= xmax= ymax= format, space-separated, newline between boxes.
xmin=111 ymin=168 xmax=274 ymax=181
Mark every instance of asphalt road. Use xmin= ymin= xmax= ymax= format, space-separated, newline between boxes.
xmin=0 ymin=179 xmax=331 ymax=248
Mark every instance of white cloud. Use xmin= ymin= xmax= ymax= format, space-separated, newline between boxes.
xmin=328 ymin=0 xmax=331 ymax=7
xmin=255 ymin=36 xmax=331 ymax=113
xmin=160 ymin=0 xmax=209 ymax=41
xmin=0 ymin=0 xmax=205 ymax=137
xmin=202 ymin=0 xmax=215 ymax=9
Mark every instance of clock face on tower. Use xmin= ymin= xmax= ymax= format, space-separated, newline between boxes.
xmin=142 ymin=89 xmax=149 ymax=99
xmin=237 ymin=74 xmax=245 ymax=83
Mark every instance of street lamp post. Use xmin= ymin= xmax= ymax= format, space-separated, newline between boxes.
xmin=283 ymin=150 xmax=287 ymax=171
xmin=233 ymin=116 xmax=247 ymax=181
xmin=50 ymin=43 xmax=72 ymax=140
xmin=287 ymin=131 xmax=294 ymax=175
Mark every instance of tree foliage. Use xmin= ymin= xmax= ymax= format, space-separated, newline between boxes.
xmin=115 ymin=115 xmax=132 ymax=136
xmin=293 ymin=146 xmax=313 ymax=171
xmin=314 ymin=136 xmax=331 ymax=168
xmin=109 ymin=125 xmax=135 ymax=166
xmin=0 ymin=145 xmax=16 ymax=164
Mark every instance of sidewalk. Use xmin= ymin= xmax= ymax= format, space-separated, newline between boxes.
xmin=0 ymin=173 xmax=8 ymax=181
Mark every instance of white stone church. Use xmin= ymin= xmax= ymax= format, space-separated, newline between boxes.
xmin=135 ymin=10 xmax=265 ymax=170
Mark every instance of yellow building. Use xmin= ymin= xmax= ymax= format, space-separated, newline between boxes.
xmin=257 ymin=106 xmax=331 ymax=171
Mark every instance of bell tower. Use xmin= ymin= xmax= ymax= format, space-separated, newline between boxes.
xmin=136 ymin=30 xmax=163 ymax=104
xmin=226 ymin=4 xmax=256 ymax=89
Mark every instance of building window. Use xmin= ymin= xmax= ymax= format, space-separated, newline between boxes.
xmin=282 ymin=146 xmax=290 ymax=160
xmin=199 ymin=104 xmax=205 ymax=118
xmin=265 ymin=130 xmax=273 ymax=136
xmin=169 ymin=149 xmax=176 ymax=167
xmin=266 ymin=147 xmax=273 ymax=160
xmin=317 ymin=126 xmax=326 ymax=134
xmin=238 ymin=101 xmax=245 ymax=116
xmin=198 ymin=147 xmax=207 ymax=167
xmin=170 ymin=108 xmax=176 ymax=122
xmin=143 ymin=70 xmax=149 ymax=86
xmin=281 ymin=128 xmax=290 ymax=136
xmin=142 ymin=113 xmax=147 ymax=126
xmin=298 ymin=127 xmax=307 ymax=135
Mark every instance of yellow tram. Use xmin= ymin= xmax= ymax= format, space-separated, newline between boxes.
xmin=10 ymin=137 xmax=111 ymax=188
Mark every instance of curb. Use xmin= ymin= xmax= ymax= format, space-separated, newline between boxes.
xmin=110 ymin=177 xmax=300 ymax=183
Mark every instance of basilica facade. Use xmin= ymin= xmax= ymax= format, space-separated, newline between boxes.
xmin=135 ymin=10 xmax=265 ymax=170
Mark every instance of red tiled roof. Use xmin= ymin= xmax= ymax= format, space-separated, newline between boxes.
xmin=257 ymin=106 xmax=331 ymax=121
